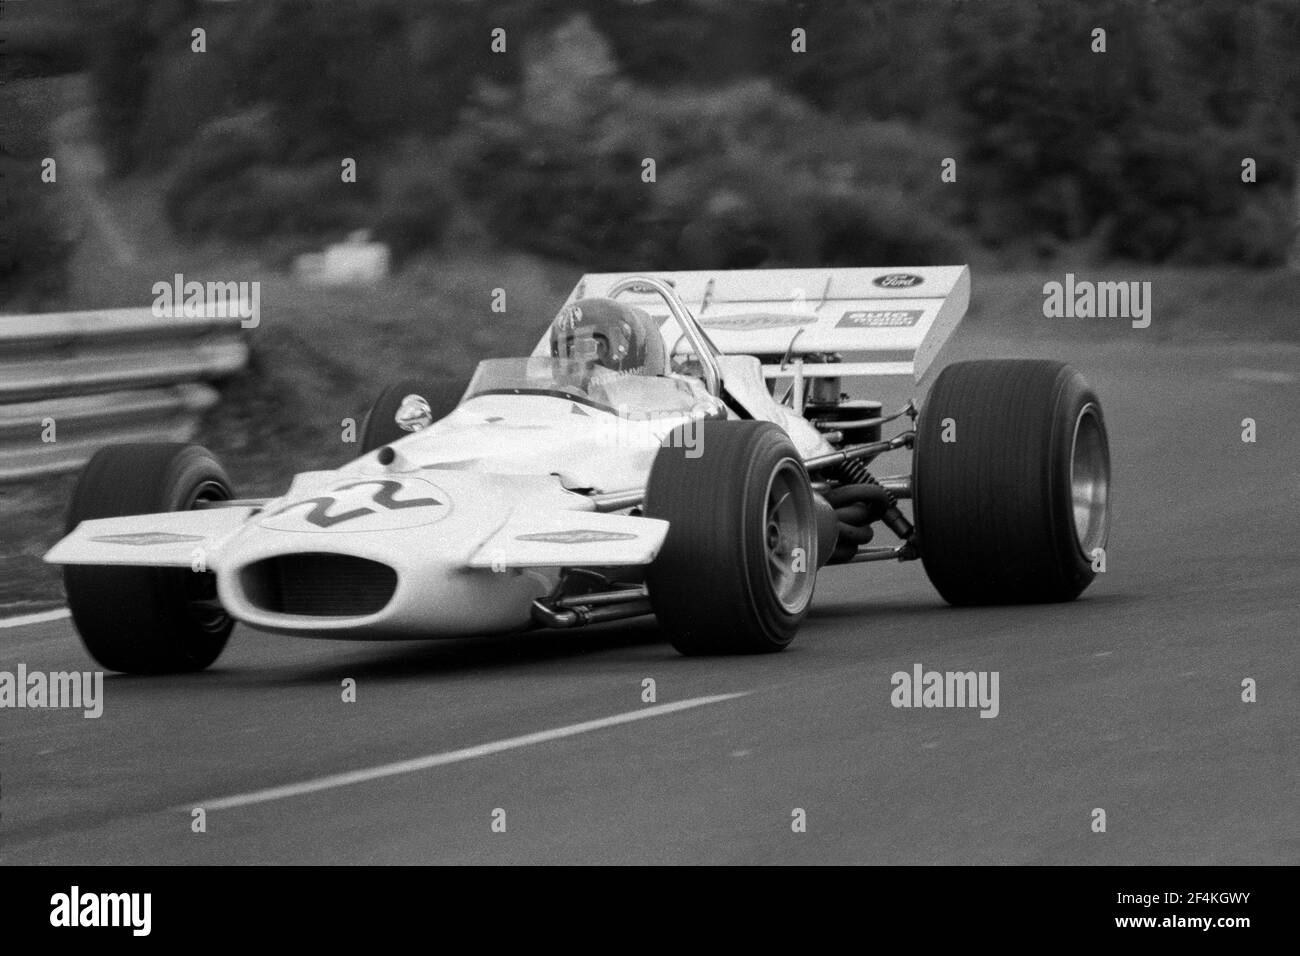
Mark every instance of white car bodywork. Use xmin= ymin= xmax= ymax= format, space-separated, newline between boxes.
xmin=45 ymin=267 xmax=970 ymax=639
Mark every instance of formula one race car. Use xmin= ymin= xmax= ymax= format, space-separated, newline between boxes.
xmin=46 ymin=267 xmax=1110 ymax=672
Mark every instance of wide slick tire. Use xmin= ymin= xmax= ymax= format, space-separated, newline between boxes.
xmin=645 ymin=420 xmax=818 ymax=655
xmin=358 ymin=379 xmax=465 ymax=453
xmin=63 ymin=443 xmax=236 ymax=673
xmin=912 ymin=359 xmax=1111 ymax=605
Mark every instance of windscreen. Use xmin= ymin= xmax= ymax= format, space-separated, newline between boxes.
xmin=463 ymin=357 xmax=700 ymax=417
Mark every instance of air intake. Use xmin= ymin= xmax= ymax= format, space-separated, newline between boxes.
xmin=241 ymin=553 xmax=397 ymax=617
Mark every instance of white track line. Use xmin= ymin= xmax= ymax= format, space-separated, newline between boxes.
xmin=0 ymin=608 xmax=71 ymax=629
xmin=196 ymin=692 xmax=750 ymax=812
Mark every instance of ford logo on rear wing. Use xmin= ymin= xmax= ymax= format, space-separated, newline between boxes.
xmin=873 ymin=273 xmax=924 ymax=288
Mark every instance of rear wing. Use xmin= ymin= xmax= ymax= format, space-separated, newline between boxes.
xmin=550 ymin=266 xmax=970 ymax=385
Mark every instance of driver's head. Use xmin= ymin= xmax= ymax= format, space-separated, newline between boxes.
xmin=549 ymin=298 xmax=667 ymax=376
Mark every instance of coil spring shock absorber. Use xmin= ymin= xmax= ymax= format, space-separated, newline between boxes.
xmin=837 ymin=458 xmax=914 ymax=541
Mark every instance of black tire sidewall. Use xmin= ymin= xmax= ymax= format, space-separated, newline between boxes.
xmin=64 ymin=444 xmax=235 ymax=673
xmin=646 ymin=421 xmax=816 ymax=653
xmin=913 ymin=360 xmax=1109 ymax=604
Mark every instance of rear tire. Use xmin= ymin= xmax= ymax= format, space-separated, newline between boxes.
xmin=646 ymin=421 xmax=818 ymax=654
xmin=912 ymin=359 xmax=1110 ymax=605
xmin=64 ymin=443 xmax=236 ymax=673
xmin=359 ymin=379 xmax=466 ymax=454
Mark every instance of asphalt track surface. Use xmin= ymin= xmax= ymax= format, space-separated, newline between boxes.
xmin=2 ymin=328 xmax=1297 ymax=864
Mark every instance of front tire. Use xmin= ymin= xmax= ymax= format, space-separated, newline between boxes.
xmin=912 ymin=359 xmax=1111 ymax=605
xmin=64 ymin=443 xmax=236 ymax=673
xmin=645 ymin=421 xmax=818 ymax=655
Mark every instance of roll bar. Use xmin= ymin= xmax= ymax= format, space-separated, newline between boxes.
xmin=606 ymin=275 xmax=722 ymax=397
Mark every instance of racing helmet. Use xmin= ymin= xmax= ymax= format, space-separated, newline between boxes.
xmin=549 ymin=298 xmax=667 ymax=376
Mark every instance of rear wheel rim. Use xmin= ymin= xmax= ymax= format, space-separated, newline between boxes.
xmin=1069 ymin=404 xmax=1109 ymax=556
xmin=763 ymin=459 xmax=815 ymax=614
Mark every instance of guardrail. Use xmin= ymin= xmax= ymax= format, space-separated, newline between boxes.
xmin=0 ymin=307 xmax=249 ymax=482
